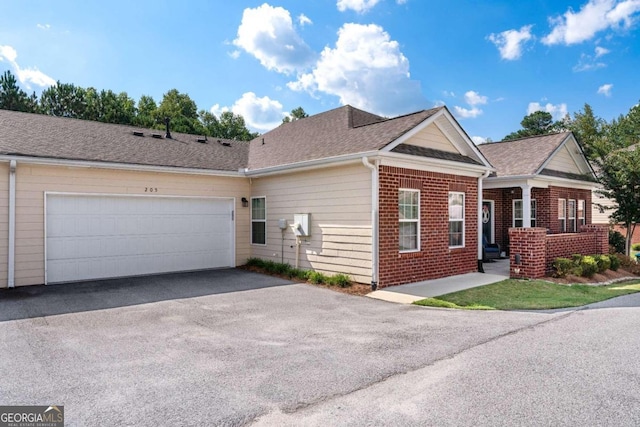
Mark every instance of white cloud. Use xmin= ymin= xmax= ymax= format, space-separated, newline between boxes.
xmin=336 ymin=0 xmax=381 ymax=13
xmin=36 ymin=23 xmax=51 ymax=30
xmin=228 ymin=50 xmax=241 ymax=59
xmin=288 ymin=23 xmax=425 ymax=116
xmin=595 ymin=45 xmax=611 ymax=56
xmin=487 ymin=25 xmax=533 ymax=60
xmin=471 ymin=136 xmax=487 ymax=145
xmin=454 ymin=106 xmax=483 ymax=118
xmin=298 ymin=14 xmax=312 ymax=26
xmin=397 ymin=0 xmax=408 ymax=4
xmin=443 ymin=90 xmax=455 ymax=97
xmin=542 ymin=0 xmax=640 ymax=45
xmin=0 ymin=44 xmax=55 ymax=89
xmin=233 ymin=4 xmax=315 ymax=74
xmin=573 ymin=52 xmax=607 ymax=71
xmin=212 ymin=92 xmax=285 ymax=132
xmin=464 ymin=90 xmax=488 ymax=106
xmin=527 ymin=102 xmax=568 ymax=120
xmin=598 ymin=83 xmax=614 ymax=96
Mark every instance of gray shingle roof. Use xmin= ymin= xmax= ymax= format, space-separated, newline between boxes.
xmin=477 ymin=132 xmax=570 ymax=177
xmin=247 ymin=105 xmax=443 ymax=170
xmin=0 ymin=109 xmax=248 ymax=171
xmin=392 ymin=144 xmax=482 ymax=165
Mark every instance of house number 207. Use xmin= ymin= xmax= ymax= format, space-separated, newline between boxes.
xmin=145 ymin=187 xmax=158 ymax=192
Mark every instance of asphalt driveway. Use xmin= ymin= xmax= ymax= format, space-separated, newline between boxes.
xmin=1 ymin=269 xmax=638 ymax=426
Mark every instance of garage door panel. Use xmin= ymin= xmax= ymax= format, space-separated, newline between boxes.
xmin=46 ymin=195 xmax=234 ymax=284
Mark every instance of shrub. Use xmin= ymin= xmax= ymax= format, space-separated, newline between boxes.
xmin=553 ymin=258 xmax=574 ymax=278
xmin=327 ymin=273 xmax=351 ymax=288
xmin=594 ymin=254 xmax=611 ymax=273
xmin=580 ymin=256 xmax=598 ymax=278
xmin=571 ymin=254 xmax=583 ymax=264
xmin=245 ymin=257 xmax=266 ymax=268
xmin=610 ymin=255 xmax=621 ymax=271
xmin=632 ymin=243 xmax=640 ymax=251
xmin=609 ymin=230 xmax=626 ymax=254
xmin=308 ymin=271 xmax=327 ymax=284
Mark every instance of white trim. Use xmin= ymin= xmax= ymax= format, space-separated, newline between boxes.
xmin=513 ymin=199 xmax=537 ymax=227
xmin=362 ymin=157 xmax=379 ymax=288
xmin=250 ymin=196 xmax=267 ymax=246
xmin=482 ymin=199 xmax=495 ymax=243
xmin=245 ymin=152 xmax=379 ymax=177
xmin=381 ymin=111 xmax=442 ymax=152
xmin=379 ymin=152 xmax=491 ymax=177
xmin=558 ymin=198 xmax=567 ymax=232
xmin=578 ymin=199 xmax=586 ymax=226
xmin=8 ymin=160 xmax=16 ymax=288
xmin=433 ymin=112 xmax=493 ymax=168
xmin=0 ymin=155 xmax=244 ymax=177
xmin=568 ymin=199 xmax=577 ymax=232
xmin=484 ymin=175 xmax=596 ymax=191
xmin=44 ymin=192 xmax=237 ymax=285
xmin=399 ymin=188 xmax=420 ymax=253
xmin=448 ymin=191 xmax=465 ymax=249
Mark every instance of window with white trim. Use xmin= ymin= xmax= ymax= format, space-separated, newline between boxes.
xmin=513 ymin=199 xmax=537 ymax=227
xmin=578 ymin=199 xmax=586 ymax=227
xmin=568 ymin=199 xmax=576 ymax=232
xmin=251 ymin=197 xmax=266 ymax=245
xmin=558 ymin=199 xmax=567 ymax=232
xmin=399 ymin=189 xmax=420 ymax=252
xmin=448 ymin=192 xmax=465 ymax=248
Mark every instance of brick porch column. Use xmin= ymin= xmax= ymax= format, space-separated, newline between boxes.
xmin=508 ymin=227 xmax=547 ymax=279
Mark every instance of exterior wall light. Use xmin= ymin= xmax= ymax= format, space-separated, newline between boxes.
xmin=241 ymin=197 xmax=249 ymax=208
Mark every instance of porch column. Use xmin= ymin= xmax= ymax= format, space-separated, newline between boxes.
xmin=522 ymin=184 xmax=532 ymax=228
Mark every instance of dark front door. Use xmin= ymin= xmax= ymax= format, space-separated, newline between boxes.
xmin=482 ymin=200 xmax=493 ymax=243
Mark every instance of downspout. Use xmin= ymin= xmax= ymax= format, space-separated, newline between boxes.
xmin=362 ymin=157 xmax=379 ymax=290
xmin=478 ymin=169 xmax=491 ymax=274
xmin=8 ymin=160 xmax=16 ymax=288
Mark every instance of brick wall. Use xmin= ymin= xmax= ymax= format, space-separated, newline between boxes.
xmin=613 ymin=223 xmax=640 ymax=245
xmin=509 ymin=224 xmax=608 ymax=278
xmin=378 ymin=166 xmax=478 ymax=288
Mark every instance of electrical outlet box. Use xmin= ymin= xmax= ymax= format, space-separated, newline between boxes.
xmin=278 ymin=218 xmax=287 ymax=230
xmin=293 ymin=213 xmax=311 ymax=236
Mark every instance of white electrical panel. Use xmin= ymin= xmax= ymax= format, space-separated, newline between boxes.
xmin=278 ymin=218 xmax=288 ymax=230
xmin=293 ymin=213 xmax=311 ymax=236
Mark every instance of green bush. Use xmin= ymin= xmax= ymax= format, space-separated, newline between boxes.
xmin=610 ymin=255 xmax=621 ymax=271
xmin=609 ymin=230 xmax=626 ymax=254
xmin=308 ymin=271 xmax=327 ymax=284
xmin=571 ymin=254 xmax=583 ymax=264
xmin=632 ymin=243 xmax=640 ymax=251
xmin=594 ymin=254 xmax=611 ymax=273
xmin=553 ymin=258 xmax=574 ymax=278
xmin=580 ymin=256 xmax=598 ymax=278
xmin=327 ymin=273 xmax=352 ymax=288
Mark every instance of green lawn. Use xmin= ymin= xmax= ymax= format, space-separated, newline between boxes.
xmin=413 ymin=279 xmax=640 ymax=310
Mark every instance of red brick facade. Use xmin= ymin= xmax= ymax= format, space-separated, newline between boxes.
xmin=508 ymin=224 xmax=608 ymax=278
xmin=378 ymin=166 xmax=478 ymax=288
xmin=483 ymin=186 xmax=592 ymax=254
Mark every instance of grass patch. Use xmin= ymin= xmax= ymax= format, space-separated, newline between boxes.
xmin=413 ymin=279 xmax=640 ymax=310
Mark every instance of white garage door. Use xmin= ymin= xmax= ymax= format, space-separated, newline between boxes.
xmin=46 ymin=194 xmax=234 ymax=284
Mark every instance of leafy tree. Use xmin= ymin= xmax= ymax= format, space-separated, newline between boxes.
xmin=565 ymin=104 xmax=608 ymax=159
xmin=200 ymin=110 xmax=258 ymax=141
xmin=134 ymin=95 xmax=157 ymax=128
xmin=39 ymin=82 xmax=88 ymax=118
xmin=503 ymin=111 xmax=566 ymax=141
xmin=0 ymin=70 xmax=38 ymax=113
xmin=97 ymin=90 xmax=135 ymax=125
xmin=154 ymin=89 xmax=205 ymax=134
xmin=282 ymin=106 xmax=309 ymax=123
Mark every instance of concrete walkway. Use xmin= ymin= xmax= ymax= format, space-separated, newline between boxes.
xmin=368 ymin=259 xmax=510 ymax=304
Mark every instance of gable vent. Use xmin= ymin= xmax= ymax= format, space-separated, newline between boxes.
xmin=218 ymin=139 xmax=231 ymax=147
xmin=133 ymin=131 xmax=144 ymax=137
xmin=151 ymin=133 xmax=163 ymax=139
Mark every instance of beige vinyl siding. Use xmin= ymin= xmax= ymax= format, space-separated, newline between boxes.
xmin=546 ymin=144 xmax=583 ymax=174
xmin=250 ymin=163 xmax=372 ymax=283
xmin=11 ymin=163 xmax=249 ymax=287
xmin=0 ymin=163 xmax=9 ymax=286
xmin=592 ymin=189 xmax=614 ymax=224
xmin=404 ymin=123 xmax=458 ymax=153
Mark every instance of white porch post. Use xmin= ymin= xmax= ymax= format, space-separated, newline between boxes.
xmin=522 ymin=184 xmax=532 ymax=228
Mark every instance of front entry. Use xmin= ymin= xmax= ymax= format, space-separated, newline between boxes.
xmin=482 ymin=200 xmax=494 ymax=243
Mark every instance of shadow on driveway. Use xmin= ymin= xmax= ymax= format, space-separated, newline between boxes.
xmin=0 ymin=269 xmax=293 ymax=322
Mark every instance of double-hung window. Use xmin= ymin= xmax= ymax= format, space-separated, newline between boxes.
xmin=448 ymin=192 xmax=465 ymax=248
xmin=513 ymin=199 xmax=537 ymax=227
xmin=568 ymin=199 xmax=576 ymax=232
xmin=399 ymin=189 xmax=420 ymax=252
xmin=558 ymin=199 xmax=567 ymax=232
xmin=251 ymin=197 xmax=266 ymax=245
xmin=578 ymin=199 xmax=586 ymax=227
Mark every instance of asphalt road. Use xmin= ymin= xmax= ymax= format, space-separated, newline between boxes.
xmin=1 ymin=269 xmax=639 ymax=426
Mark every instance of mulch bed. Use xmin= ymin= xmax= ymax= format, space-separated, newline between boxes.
xmin=543 ymin=268 xmax=638 ymax=285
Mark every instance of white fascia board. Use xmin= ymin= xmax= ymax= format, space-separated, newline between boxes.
xmin=380 ymin=110 xmax=442 ymax=152
xmin=0 ymin=155 xmax=244 ymax=177
xmin=535 ymin=133 xmax=597 ymax=180
xmin=484 ymin=174 xmax=596 ymax=190
xmin=244 ymin=151 xmax=380 ymax=177
xmin=379 ymin=152 xmax=492 ymax=178
xmin=433 ymin=109 xmax=493 ymax=168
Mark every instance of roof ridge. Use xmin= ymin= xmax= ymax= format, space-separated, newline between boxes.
xmin=481 ymin=131 xmax=571 ymax=145
xmin=352 ymin=107 xmax=442 ymax=129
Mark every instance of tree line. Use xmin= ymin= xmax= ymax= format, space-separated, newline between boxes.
xmin=503 ymin=103 xmax=640 ymax=255
xmin=0 ymin=69 xmax=263 ymax=140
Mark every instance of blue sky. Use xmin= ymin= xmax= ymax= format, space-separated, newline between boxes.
xmin=1 ymin=0 xmax=639 ymax=142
